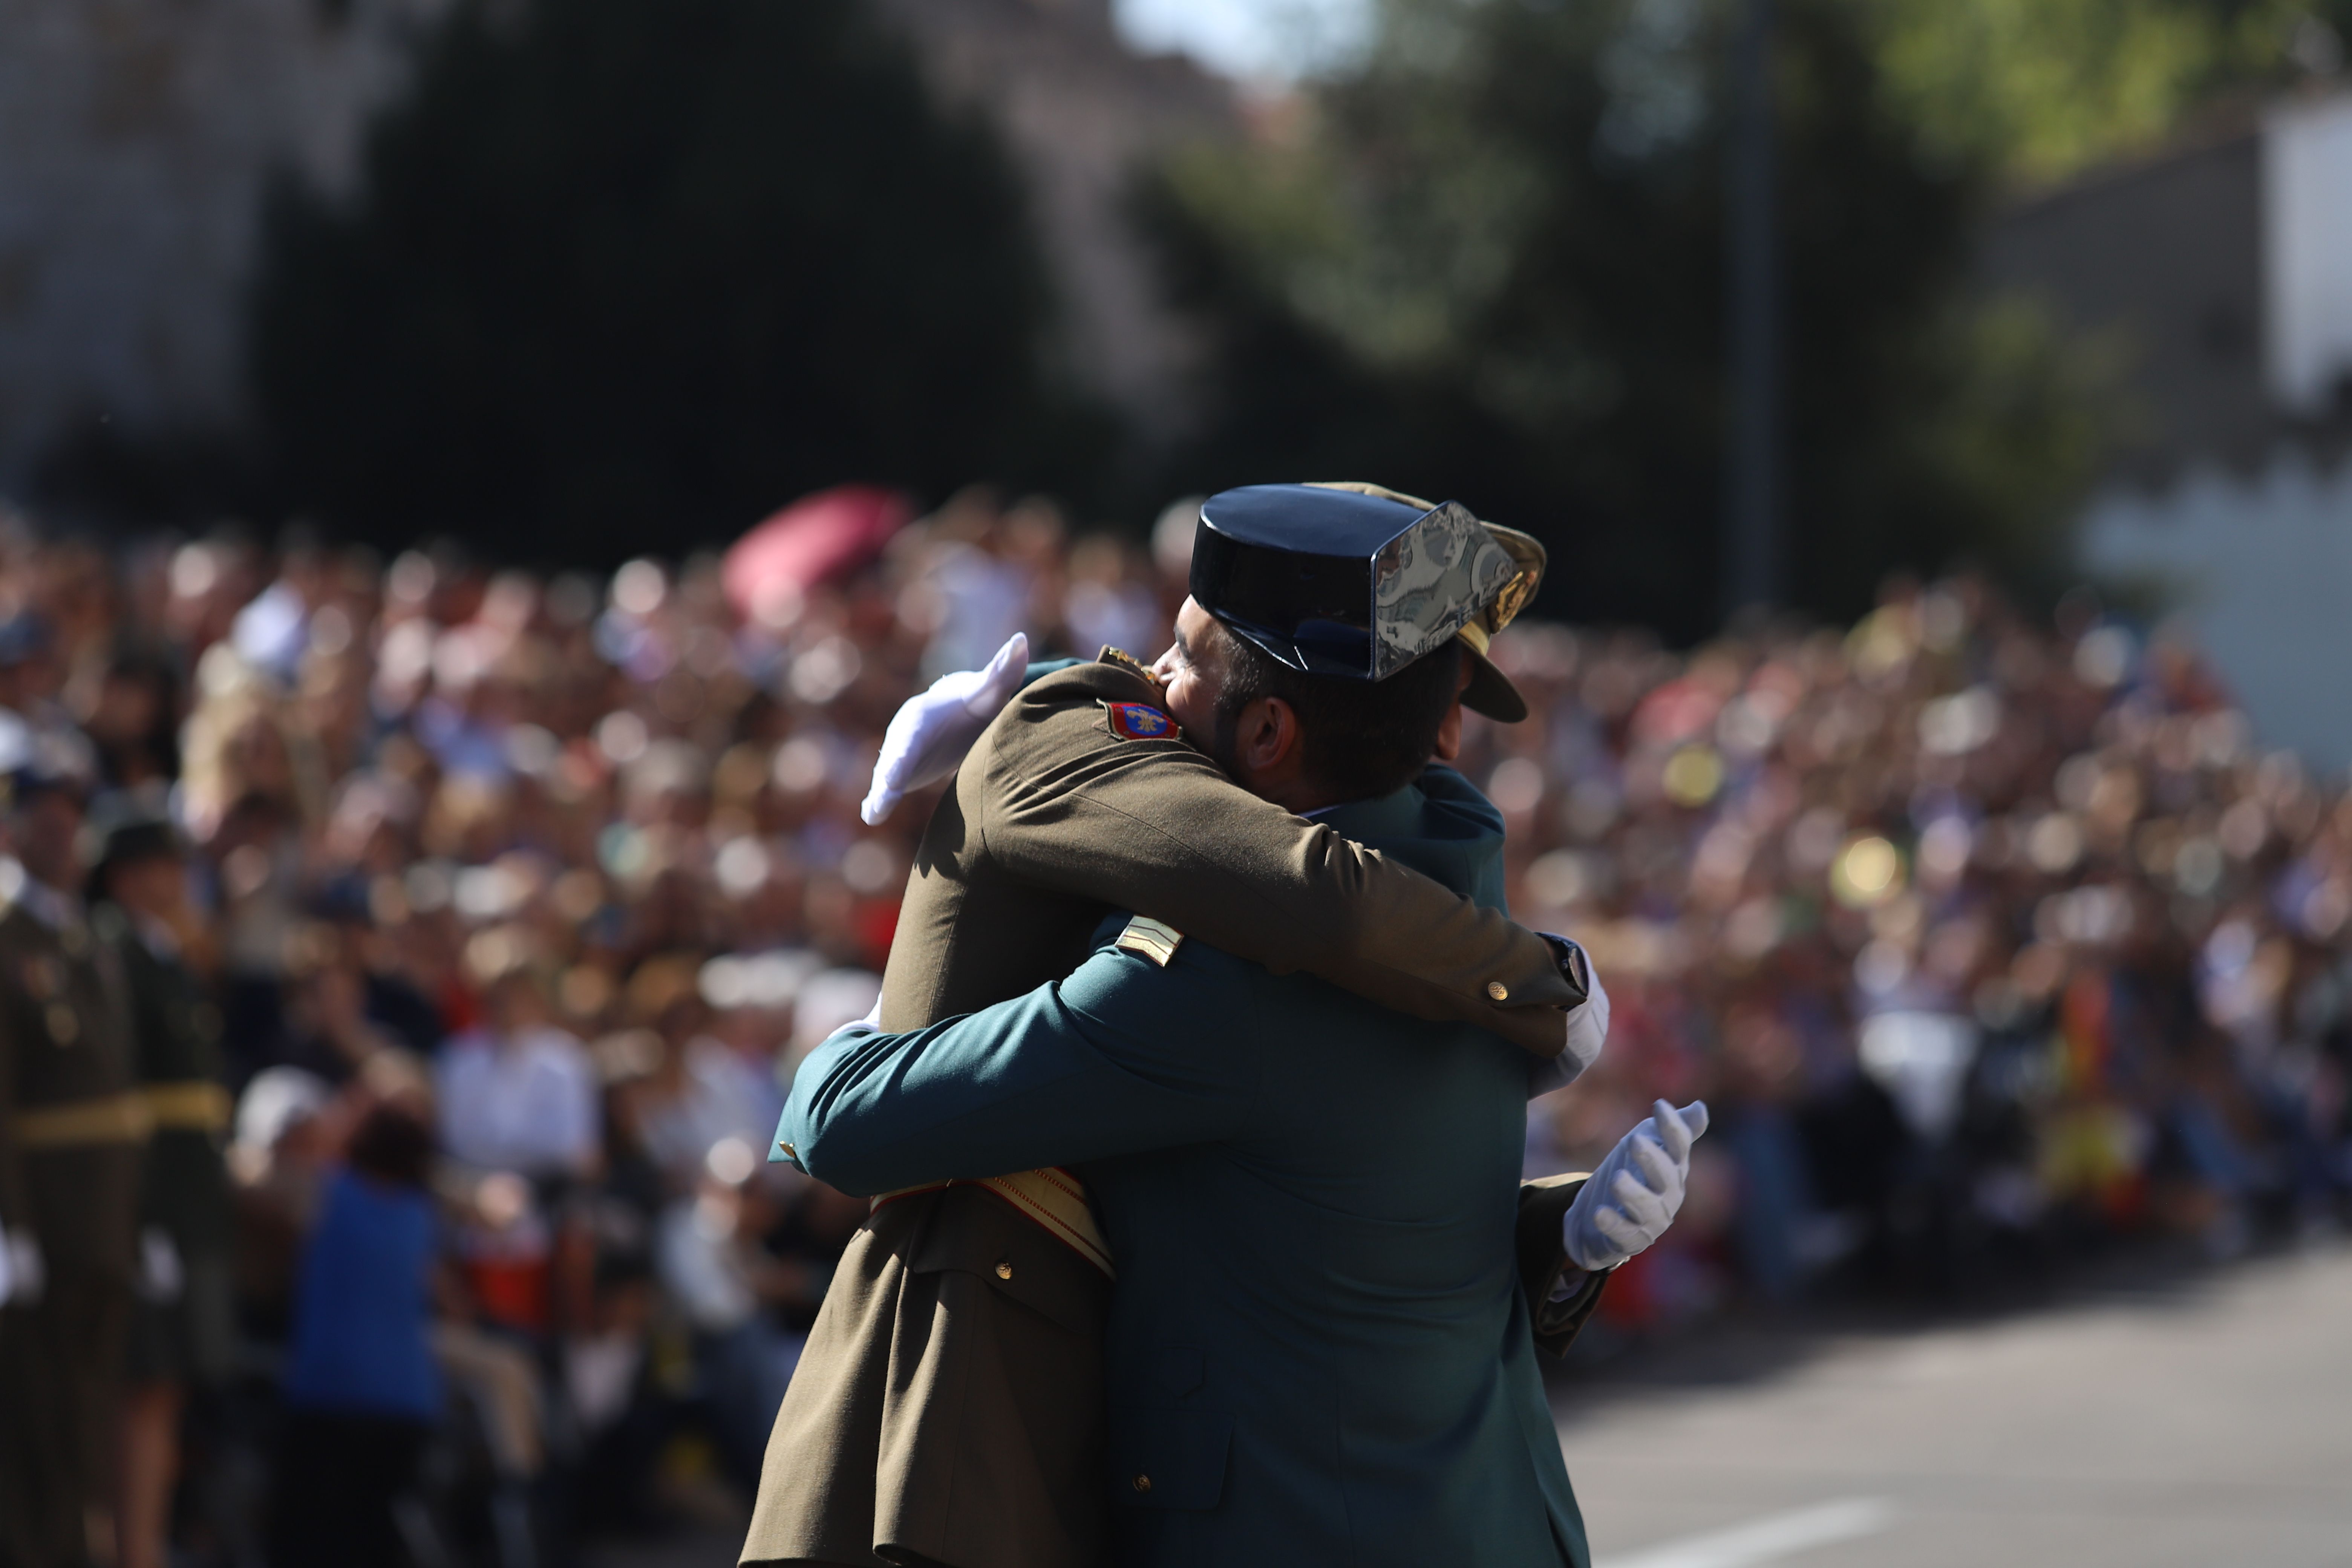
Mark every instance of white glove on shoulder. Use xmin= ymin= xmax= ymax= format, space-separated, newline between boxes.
xmin=1563 ymin=1098 xmax=1709 ymax=1272
xmin=859 ymin=632 xmax=1030 ymax=825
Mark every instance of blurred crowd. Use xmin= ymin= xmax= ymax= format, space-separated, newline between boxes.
xmin=1485 ymin=583 xmax=2352 ymax=1329
xmin=0 ymin=487 xmax=2344 ymax=1564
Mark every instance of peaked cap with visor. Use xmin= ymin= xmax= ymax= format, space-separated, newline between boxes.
xmin=1188 ymin=481 xmax=1545 ymax=722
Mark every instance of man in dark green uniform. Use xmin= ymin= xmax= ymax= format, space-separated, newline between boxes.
xmin=744 ymin=486 xmax=1617 ymax=1568
xmin=0 ymin=753 xmax=145 ymax=1568
xmin=90 ymin=808 xmax=233 ymax=1568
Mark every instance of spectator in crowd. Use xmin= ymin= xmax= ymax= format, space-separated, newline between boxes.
xmin=272 ymin=1094 xmax=441 ymax=1568
xmin=436 ymin=960 xmax=600 ymax=1183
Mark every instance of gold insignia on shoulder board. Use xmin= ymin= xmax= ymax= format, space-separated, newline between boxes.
xmin=1113 ymin=916 xmax=1184 ymax=968
xmin=1098 ymin=646 xmax=1159 ymax=683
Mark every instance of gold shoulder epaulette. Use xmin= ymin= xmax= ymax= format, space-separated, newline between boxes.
xmin=1113 ymin=915 xmax=1184 ymax=967
xmin=1098 ymin=646 xmax=1158 ymax=684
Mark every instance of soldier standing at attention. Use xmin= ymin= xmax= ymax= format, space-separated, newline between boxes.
xmin=0 ymin=808 xmax=36 ymax=1568
xmin=90 ymin=808 xmax=234 ymax=1568
xmin=0 ymin=752 xmax=145 ymax=1568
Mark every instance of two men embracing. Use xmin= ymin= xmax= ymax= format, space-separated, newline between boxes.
xmin=743 ymin=483 xmax=1707 ymax=1568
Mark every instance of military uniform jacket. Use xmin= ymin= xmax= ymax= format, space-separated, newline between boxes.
xmin=0 ymin=897 xmax=142 ymax=1282
xmin=0 ymin=889 xmax=146 ymax=1568
xmin=742 ymin=658 xmax=1603 ymax=1568
xmin=780 ymin=773 xmax=1599 ymax=1567
xmin=97 ymin=905 xmax=233 ymax=1260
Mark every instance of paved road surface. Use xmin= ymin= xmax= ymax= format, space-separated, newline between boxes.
xmin=1561 ymin=1245 xmax=2352 ymax=1568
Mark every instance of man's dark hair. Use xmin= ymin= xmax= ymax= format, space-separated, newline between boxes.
xmin=1207 ymin=619 xmax=1462 ymax=800
xmin=345 ymin=1102 xmax=433 ymax=1189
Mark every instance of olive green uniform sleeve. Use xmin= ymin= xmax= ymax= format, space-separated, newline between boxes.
xmin=0 ymin=977 xmax=17 ymax=1237
xmin=879 ymin=659 xmax=1578 ymax=1057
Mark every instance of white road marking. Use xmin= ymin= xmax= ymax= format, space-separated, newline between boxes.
xmin=1595 ymin=1497 xmax=1898 ymax=1568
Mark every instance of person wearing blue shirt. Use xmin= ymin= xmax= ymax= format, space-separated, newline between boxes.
xmin=274 ymin=1100 xmax=442 ymax=1568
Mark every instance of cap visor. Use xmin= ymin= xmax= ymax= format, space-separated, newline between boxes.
xmin=1461 ymin=647 xmax=1528 ymax=723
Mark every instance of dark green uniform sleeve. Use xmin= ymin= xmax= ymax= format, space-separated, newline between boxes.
xmin=968 ymin=662 xmax=1580 ymax=1057
xmin=1517 ymin=1173 xmax=1610 ymax=1358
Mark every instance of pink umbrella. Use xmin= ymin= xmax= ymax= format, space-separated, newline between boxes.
xmin=724 ymin=484 xmax=913 ymax=625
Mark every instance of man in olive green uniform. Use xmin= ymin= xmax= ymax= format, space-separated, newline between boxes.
xmin=0 ymin=865 xmax=41 ymax=1568
xmin=91 ymin=810 xmax=234 ymax=1568
xmin=743 ymin=486 xmax=1609 ymax=1568
xmin=0 ymin=760 xmax=145 ymax=1568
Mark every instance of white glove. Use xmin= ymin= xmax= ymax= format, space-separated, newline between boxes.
xmin=1563 ymin=1099 xmax=1709 ymax=1272
xmin=139 ymin=1227 xmax=185 ymax=1304
xmin=1528 ymin=943 xmax=1610 ymax=1096
xmin=859 ymin=633 xmax=1030 ymax=825
xmin=1563 ymin=965 xmax=1610 ymax=1075
xmin=5 ymin=1228 xmax=43 ymax=1306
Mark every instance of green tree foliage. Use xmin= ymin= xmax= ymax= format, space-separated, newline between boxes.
xmin=1872 ymin=0 xmax=2332 ymax=185
xmin=1141 ymin=0 xmax=2109 ymax=637
xmin=250 ymin=0 xmax=1105 ymax=561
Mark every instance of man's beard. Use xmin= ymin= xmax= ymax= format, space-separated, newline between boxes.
xmin=1202 ymin=695 xmax=1249 ymax=782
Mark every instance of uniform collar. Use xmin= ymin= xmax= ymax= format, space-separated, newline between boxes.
xmin=1310 ymin=765 xmax=1507 ymax=904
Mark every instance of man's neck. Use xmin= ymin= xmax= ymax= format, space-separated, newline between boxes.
xmin=1261 ymin=782 xmax=1343 ymax=816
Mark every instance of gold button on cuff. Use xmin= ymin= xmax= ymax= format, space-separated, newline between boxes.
xmin=1486 ymin=980 xmax=1510 ymax=1001
xmin=995 ymin=1262 xmax=1014 ymax=1280
xmin=776 ymin=1141 xmax=796 ymax=1160
xmin=1132 ymin=1474 xmax=1152 ymax=1493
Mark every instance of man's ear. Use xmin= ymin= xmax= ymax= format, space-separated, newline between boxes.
xmin=1432 ymin=646 xmax=1473 ymax=763
xmin=1434 ymin=698 xmax=1465 ymax=763
xmin=1231 ymin=695 xmax=1305 ymax=781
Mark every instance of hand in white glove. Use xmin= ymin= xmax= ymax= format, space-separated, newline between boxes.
xmin=1562 ymin=1098 xmax=1709 ymax=1272
xmin=859 ymin=632 xmax=1030 ymax=825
